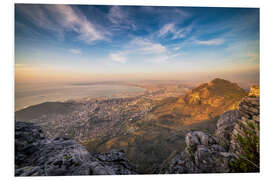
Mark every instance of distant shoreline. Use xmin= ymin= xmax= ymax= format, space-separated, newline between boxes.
xmin=15 ymin=83 xmax=146 ymax=112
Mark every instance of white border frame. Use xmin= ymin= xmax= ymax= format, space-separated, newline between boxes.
xmin=1 ymin=0 xmax=269 ymax=179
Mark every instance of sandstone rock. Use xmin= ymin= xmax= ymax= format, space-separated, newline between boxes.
xmin=248 ymin=85 xmax=260 ymax=97
xmin=185 ymin=131 xmax=217 ymax=147
xmin=230 ymin=96 xmax=260 ymax=157
xmin=166 ymin=130 xmax=235 ymax=174
xmin=215 ymin=110 xmax=241 ymax=149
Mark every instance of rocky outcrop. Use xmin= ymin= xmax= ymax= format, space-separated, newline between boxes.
xmin=215 ymin=110 xmax=241 ymax=150
xmin=15 ymin=122 xmax=136 ymax=176
xmin=165 ymin=131 xmax=235 ymax=173
xmin=248 ymin=85 xmax=260 ymax=97
xmin=164 ymin=85 xmax=260 ymax=173
xmin=229 ymin=96 xmax=260 ymax=171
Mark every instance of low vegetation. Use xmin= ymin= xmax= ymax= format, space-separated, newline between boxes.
xmin=229 ymin=121 xmax=259 ymax=172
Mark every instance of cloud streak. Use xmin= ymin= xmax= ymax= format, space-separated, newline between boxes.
xmin=130 ymin=38 xmax=167 ymax=54
xmin=16 ymin=4 xmax=108 ymax=43
xmin=158 ymin=23 xmax=193 ymax=40
xmin=109 ymin=52 xmax=127 ymax=64
xmin=108 ymin=6 xmax=136 ymax=31
xmin=69 ymin=49 xmax=81 ymax=55
xmin=195 ymin=38 xmax=224 ymax=46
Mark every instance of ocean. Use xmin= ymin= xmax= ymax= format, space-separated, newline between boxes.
xmin=15 ymin=83 xmax=144 ymax=111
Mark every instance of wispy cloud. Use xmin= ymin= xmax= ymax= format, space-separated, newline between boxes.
xmin=108 ymin=37 xmax=182 ymax=64
xmin=109 ymin=52 xmax=127 ymax=64
xmin=69 ymin=48 xmax=81 ymax=55
xmin=130 ymin=38 xmax=167 ymax=54
xmin=16 ymin=4 xmax=108 ymax=43
xmin=195 ymin=38 xmax=224 ymax=46
xmin=108 ymin=6 xmax=136 ymax=30
xmin=158 ymin=23 xmax=193 ymax=40
xmin=149 ymin=53 xmax=182 ymax=63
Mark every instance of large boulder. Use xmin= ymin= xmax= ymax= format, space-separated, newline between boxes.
xmin=165 ymin=131 xmax=235 ymax=173
xmin=215 ymin=110 xmax=241 ymax=150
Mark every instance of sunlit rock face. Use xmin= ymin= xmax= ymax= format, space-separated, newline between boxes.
xmin=183 ymin=78 xmax=246 ymax=107
xmin=173 ymin=78 xmax=247 ymax=125
xmin=248 ymin=85 xmax=260 ymax=97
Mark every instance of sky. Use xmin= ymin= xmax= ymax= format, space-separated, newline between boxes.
xmin=15 ymin=4 xmax=259 ymax=84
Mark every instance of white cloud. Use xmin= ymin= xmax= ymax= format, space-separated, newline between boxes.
xmin=17 ymin=4 xmax=108 ymax=43
xmin=108 ymin=6 xmax=124 ymax=25
xmin=69 ymin=49 xmax=81 ymax=55
xmin=150 ymin=53 xmax=182 ymax=63
xmin=173 ymin=46 xmax=182 ymax=51
xmin=195 ymin=38 xmax=224 ymax=45
xmin=159 ymin=23 xmax=193 ymax=39
xmin=107 ymin=37 xmax=182 ymax=65
xmin=130 ymin=38 xmax=167 ymax=54
xmin=159 ymin=23 xmax=175 ymax=37
xmin=108 ymin=6 xmax=136 ymax=30
xmin=109 ymin=53 xmax=127 ymax=64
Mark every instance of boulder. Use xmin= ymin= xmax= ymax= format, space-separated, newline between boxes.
xmin=166 ymin=131 xmax=235 ymax=173
xmin=215 ymin=110 xmax=241 ymax=150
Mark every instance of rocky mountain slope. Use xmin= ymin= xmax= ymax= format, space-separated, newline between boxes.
xmin=162 ymin=86 xmax=260 ymax=173
xmin=15 ymin=122 xmax=137 ymax=176
xmin=166 ymin=78 xmax=247 ymax=125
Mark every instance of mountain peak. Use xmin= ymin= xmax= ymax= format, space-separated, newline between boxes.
xmin=210 ymin=78 xmax=228 ymax=83
xmin=179 ymin=78 xmax=247 ymax=112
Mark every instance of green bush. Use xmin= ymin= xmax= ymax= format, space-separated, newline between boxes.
xmin=229 ymin=121 xmax=259 ymax=172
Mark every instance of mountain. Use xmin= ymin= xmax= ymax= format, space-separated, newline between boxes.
xmin=150 ymin=78 xmax=247 ymax=126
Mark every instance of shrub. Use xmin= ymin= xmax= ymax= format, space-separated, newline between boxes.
xmin=229 ymin=121 xmax=259 ymax=172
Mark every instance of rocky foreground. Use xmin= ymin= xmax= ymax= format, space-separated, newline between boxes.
xmin=162 ymin=89 xmax=259 ymax=173
xmin=15 ymin=122 xmax=137 ymax=176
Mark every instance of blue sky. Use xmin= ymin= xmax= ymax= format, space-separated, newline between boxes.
xmin=15 ymin=4 xmax=259 ymax=83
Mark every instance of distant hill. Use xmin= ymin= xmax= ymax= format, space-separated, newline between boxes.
xmin=15 ymin=102 xmax=75 ymax=121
